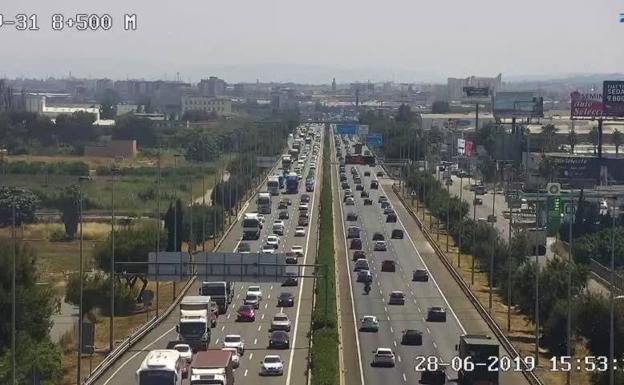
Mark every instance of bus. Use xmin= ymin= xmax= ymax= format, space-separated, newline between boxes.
xmin=257 ymin=192 xmax=272 ymax=214
xmin=267 ymin=176 xmax=280 ymax=196
xmin=136 ymin=350 xmax=183 ymax=385
xmin=286 ymin=172 xmax=299 ymax=194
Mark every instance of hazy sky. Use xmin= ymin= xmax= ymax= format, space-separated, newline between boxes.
xmin=1 ymin=0 xmax=623 ymax=83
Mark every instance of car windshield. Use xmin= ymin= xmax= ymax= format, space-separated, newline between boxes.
xmin=245 ymin=294 xmax=257 ymax=301
xmin=280 ymin=293 xmax=292 ymax=298
xmin=274 ymin=316 xmax=288 ymax=321
xmin=174 ymin=345 xmax=189 ymax=353
xmin=239 ymin=305 xmax=251 ymax=311
xmin=225 ymin=336 xmax=240 ymax=343
xmin=391 ymin=292 xmax=403 ymax=298
xmin=179 ymin=322 xmax=205 ymax=336
xmin=265 ymin=357 xmax=281 ymax=363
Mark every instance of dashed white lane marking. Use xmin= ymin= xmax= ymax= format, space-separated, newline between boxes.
xmin=227 ymin=314 xmax=231 ymax=319
xmin=397 ymin=355 xmax=402 ymax=363
xmin=384 ymin=306 xmax=388 ymax=313
xmin=249 ymin=353 xmax=254 ymax=360
xmin=390 ymin=326 xmax=394 ymax=333
xmin=417 ymin=306 xmax=421 ymax=312
xmin=258 ymin=325 xmax=262 ymax=331
xmin=267 ymin=294 xmax=271 ymax=299
xmin=244 ymin=369 xmax=249 ymax=377
xmin=393 ymin=340 xmax=397 ymax=347
xmin=387 ymin=315 xmax=391 ymax=321
xmin=254 ymin=338 xmax=258 ymax=345
xmin=402 ymin=373 xmax=407 ymax=382
xmin=261 ymin=314 xmax=265 ymax=320
xmin=426 ymin=328 xmax=431 ymax=334
xmin=264 ymin=303 xmax=268 ymax=309
xmin=215 ymin=338 xmax=219 ymax=344
xmin=221 ymin=325 xmax=225 ymax=331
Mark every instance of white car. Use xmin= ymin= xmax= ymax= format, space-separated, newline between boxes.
xmin=247 ymin=285 xmax=263 ymax=299
xmin=373 ymin=241 xmax=387 ymax=251
xmin=270 ymin=313 xmax=292 ymax=332
xmin=172 ymin=343 xmax=192 ymax=363
xmin=291 ymin=245 xmax=304 ymax=258
xmin=295 ymin=227 xmax=306 ymax=237
xmin=223 ymin=334 xmax=245 ymax=354
xmin=372 ymin=348 xmax=395 ymax=367
xmin=345 ymin=197 xmax=355 ymax=206
xmin=298 ymin=203 xmax=309 ymax=212
xmin=272 ymin=221 xmax=285 ymax=235
xmin=222 ymin=347 xmax=241 ymax=368
xmin=267 ymin=235 xmax=280 ymax=249
xmin=262 ymin=244 xmax=276 ymax=254
xmin=261 ymin=355 xmax=284 ymax=376
xmin=359 ymin=316 xmax=379 ymax=332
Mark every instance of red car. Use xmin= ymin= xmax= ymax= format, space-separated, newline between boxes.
xmin=350 ymin=238 xmax=362 ymax=250
xmin=237 ymin=305 xmax=256 ymax=322
xmin=381 ymin=260 xmax=396 ymax=272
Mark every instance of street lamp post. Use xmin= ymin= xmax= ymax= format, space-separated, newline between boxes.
xmin=458 ymin=175 xmax=463 ymax=267
xmin=610 ymin=201 xmax=618 ymax=385
xmin=109 ymin=167 xmax=117 ymax=352
xmin=472 ymin=175 xmax=477 ymax=285
xmin=173 ymin=154 xmax=183 ymax=300
xmin=76 ymin=175 xmax=88 ymax=385
xmin=155 ymin=148 xmax=161 ymax=317
xmin=446 ymin=179 xmax=451 ymax=252
xmin=11 ymin=204 xmax=16 ymax=385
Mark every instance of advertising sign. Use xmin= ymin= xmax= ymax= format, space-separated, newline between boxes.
xmin=357 ymin=124 xmax=369 ymax=136
xmin=465 ymin=140 xmax=474 ymax=156
xmin=493 ymin=92 xmax=544 ymax=119
xmin=366 ymin=133 xmax=383 ymax=146
xmin=570 ymin=91 xmax=603 ymax=118
xmin=463 ymin=86 xmax=490 ymax=97
xmin=603 ymin=81 xmax=624 ymax=117
xmin=336 ymin=123 xmax=358 ymax=135
xmin=457 ymin=138 xmax=466 ymax=155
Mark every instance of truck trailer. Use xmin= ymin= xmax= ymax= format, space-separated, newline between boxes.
xmin=456 ymin=335 xmax=499 ymax=385
xmin=190 ymin=350 xmax=235 ymax=385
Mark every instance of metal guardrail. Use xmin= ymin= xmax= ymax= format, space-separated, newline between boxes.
xmin=392 ymin=185 xmax=543 ymax=385
xmin=590 ymin=258 xmax=624 ymax=293
xmin=82 ymin=164 xmax=278 ymax=385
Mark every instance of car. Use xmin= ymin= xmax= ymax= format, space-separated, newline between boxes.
xmin=346 ymin=212 xmax=358 ymax=221
xmin=260 ymin=355 xmax=285 ymax=376
xmin=380 ymin=201 xmax=391 ymax=209
xmin=291 ymin=245 xmax=304 ymax=257
xmin=301 ymin=194 xmax=311 ymax=203
xmin=341 ymin=182 xmax=349 ymax=189
xmin=298 ymin=215 xmax=309 ymax=226
xmin=270 ymin=313 xmax=292 ymax=332
xmin=262 ymin=244 xmax=276 ymax=254
xmin=340 ymin=174 xmax=347 ymax=182
xmin=237 ymin=242 xmax=251 ymax=253
xmin=283 ymin=272 xmax=298 ymax=286
xmin=412 ymin=269 xmax=429 ymax=281
xmin=172 ymin=343 xmax=192 ymax=363
xmin=388 ymin=291 xmax=405 ymax=305
xmin=363 ymin=198 xmax=373 ymax=205
xmin=247 ymin=286 xmax=263 ymax=299
xmin=371 ymin=348 xmax=395 ymax=367
xmin=401 ymin=329 xmax=423 ymax=346
xmin=376 ymin=171 xmax=384 ymax=177
xmin=237 ymin=304 xmax=256 ymax=321
xmin=350 ymin=238 xmax=362 ymax=250
xmin=352 ymin=250 xmax=366 ymax=261
xmin=267 ymin=235 xmax=280 ymax=248
xmin=222 ymin=347 xmax=241 ymax=368
xmin=269 ymin=330 xmax=290 ymax=349
xmin=339 ymin=165 xmax=346 ymax=172
xmin=355 ymin=184 xmax=364 ymax=191
xmin=364 ymin=171 xmax=371 ymax=177
xmin=370 ymin=180 xmax=379 ymax=189
xmin=360 ymin=190 xmax=369 ymax=198
xmin=244 ymin=293 xmax=261 ymax=309
xmin=223 ymin=334 xmax=245 ymax=354
xmin=357 ymin=269 xmax=372 ymax=283
xmin=386 ymin=213 xmax=397 ymax=223
xmin=345 ymin=188 xmax=353 ymax=195
xmin=420 ymin=370 xmax=446 ymax=385
xmin=299 ymin=203 xmax=309 ymax=212
xmin=372 ymin=232 xmax=385 ymax=241
xmin=378 ymin=195 xmax=388 ymax=203
xmin=381 ymin=260 xmax=396 ymax=272
xmin=373 ymin=240 xmax=387 ymax=251
xmin=383 ymin=207 xmax=395 ymax=215
xmin=277 ymin=292 xmax=295 ymax=307
xmin=474 ymin=197 xmax=483 ymax=205
xmin=278 ymin=210 xmax=289 ymax=220
xmin=295 ymin=226 xmax=306 ymax=236
xmin=343 ymin=193 xmax=354 ymax=202
xmin=272 ymin=221 xmax=285 ymax=236
xmin=391 ymin=229 xmax=404 ymax=239
xmin=354 ymin=258 xmax=370 ymax=271
xmin=285 ymin=254 xmax=297 ymax=264
xmin=359 ymin=315 xmax=379 ymax=332
xmin=345 ymin=197 xmax=355 ymax=206
xmin=427 ymin=306 xmax=447 ymax=322
xmin=278 ymin=200 xmax=288 ymax=209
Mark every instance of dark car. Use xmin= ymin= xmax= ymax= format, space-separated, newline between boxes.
xmin=427 ymin=307 xmax=447 ymax=322
xmin=278 ymin=211 xmax=289 ymax=220
xmin=237 ymin=305 xmax=256 ymax=322
xmin=277 ymin=292 xmax=295 ymax=307
xmin=301 ymin=194 xmax=311 ymax=203
xmin=372 ymin=232 xmax=385 ymax=241
xmin=363 ymin=198 xmax=373 ymax=205
xmin=386 ymin=213 xmax=397 ymax=223
xmin=346 ymin=212 xmax=358 ymax=221
xmin=391 ymin=229 xmax=404 ymax=239
xmin=376 ymin=171 xmax=384 ymax=177
xmin=350 ymin=238 xmax=362 ymax=250
xmin=381 ymin=260 xmax=396 ymax=272
xmin=278 ymin=200 xmax=288 ymax=209
xmin=340 ymin=174 xmax=347 ymax=182
xmin=237 ymin=242 xmax=251 ymax=253
xmin=283 ymin=272 xmax=298 ymax=287
xmin=269 ymin=330 xmax=290 ymax=349
xmin=473 ymin=197 xmax=483 ymax=205
xmin=360 ymin=190 xmax=369 ymax=198
xmin=341 ymin=182 xmax=349 ymax=189
xmin=298 ymin=215 xmax=309 ymax=226
xmin=357 ymin=270 xmax=373 ymax=283
xmin=355 ymin=184 xmax=364 ymax=191
xmin=352 ymin=250 xmax=366 ymax=261
xmin=285 ymin=255 xmax=297 ymax=264
xmin=370 ymin=180 xmax=379 ymax=189
xmin=401 ymin=329 xmax=423 ymax=345
xmin=412 ymin=269 xmax=429 ymax=281
xmin=420 ymin=370 xmax=446 ymax=385
xmin=388 ymin=291 xmax=405 ymax=305
xmin=380 ymin=201 xmax=391 ymax=209
xmin=364 ymin=171 xmax=371 ymax=177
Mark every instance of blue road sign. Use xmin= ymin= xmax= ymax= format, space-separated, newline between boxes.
xmin=336 ymin=124 xmax=358 ymax=135
xmin=366 ymin=133 xmax=383 ymax=146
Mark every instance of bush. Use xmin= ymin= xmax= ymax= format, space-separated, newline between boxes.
xmin=65 ymin=272 xmax=139 ymax=316
xmin=48 ymin=228 xmax=67 ymax=242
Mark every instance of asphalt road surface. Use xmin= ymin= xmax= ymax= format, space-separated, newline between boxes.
xmin=332 ymin=135 xmax=530 ymax=385
xmin=94 ymin=125 xmax=323 ymax=385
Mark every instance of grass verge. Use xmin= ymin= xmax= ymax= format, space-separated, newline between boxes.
xmin=310 ymin=129 xmax=339 ymax=385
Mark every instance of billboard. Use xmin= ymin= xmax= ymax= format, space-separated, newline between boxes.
xmin=195 ymin=252 xmax=288 ymax=282
xmin=465 ymin=140 xmax=474 ymax=156
xmin=357 ymin=124 xmax=369 ymax=136
xmin=570 ymin=91 xmax=603 ymax=118
xmin=603 ymin=81 xmax=624 ymax=117
xmin=365 ymin=133 xmax=383 ymax=146
xmin=336 ymin=123 xmax=358 ymax=135
xmin=457 ymin=138 xmax=466 ymax=155
xmin=463 ymin=86 xmax=490 ymax=97
xmin=492 ymin=92 xmax=544 ymax=119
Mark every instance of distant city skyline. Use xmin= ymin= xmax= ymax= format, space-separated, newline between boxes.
xmin=1 ymin=0 xmax=622 ymax=83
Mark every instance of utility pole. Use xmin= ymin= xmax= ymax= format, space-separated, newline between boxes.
xmin=11 ymin=204 xmax=16 ymax=385
xmin=489 ymin=167 xmax=496 ymax=311
xmin=155 ymin=148 xmax=161 ymax=317
xmin=507 ymin=170 xmax=513 ymax=332
xmin=109 ymin=168 xmax=116 ymax=352
xmin=202 ymin=149 xmax=206 ymax=252
xmin=76 ymin=176 xmax=86 ymax=385
xmin=446 ymin=180 xmax=450 ymax=252
xmin=566 ymin=198 xmax=575 ymax=385
xmin=458 ymin=175 xmax=463 ymax=267
xmin=173 ymin=154 xmax=182 ymax=300
xmin=535 ymin=187 xmax=540 ymax=364
xmin=610 ymin=199 xmax=616 ymax=385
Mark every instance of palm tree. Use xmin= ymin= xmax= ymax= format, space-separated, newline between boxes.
xmin=613 ymin=129 xmax=624 ymax=156
xmin=538 ymin=155 xmax=557 ymax=183
xmin=567 ymin=130 xmax=577 ymax=154
xmin=541 ymin=124 xmax=558 ymax=152
xmin=589 ymin=126 xmax=599 ymax=155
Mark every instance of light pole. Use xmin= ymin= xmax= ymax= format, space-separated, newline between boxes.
xmin=458 ymin=175 xmax=463 ymax=267
xmin=610 ymin=201 xmax=618 ymax=385
xmin=472 ymin=175 xmax=477 ymax=285
xmin=535 ymin=187 xmax=540 ymax=364
xmin=446 ymin=178 xmax=451 ymax=252
xmin=76 ymin=175 xmax=89 ymax=385
xmin=109 ymin=166 xmax=118 ymax=353
xmin=155 ymin=148 xmax=161 ymax=317
xmin=11 ymin=203 xmax=16 ymax=385
xmin=566 ymin=197 xmax=576 ymax=385
xmin=173 ymin=154 xmax=183 ymax=300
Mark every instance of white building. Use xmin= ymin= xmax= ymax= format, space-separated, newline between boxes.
xmin=180 ymin=96 xmax=232 ymax=115
xmin=447 ymin=74 xmax=502 ymax=101
xmin=25 ymin=94 xmax=100 ymax=121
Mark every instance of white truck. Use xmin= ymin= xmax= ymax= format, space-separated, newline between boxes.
xmin=176 ymin=306 xmax=211 ymax=352
xmin=242 ymin=213 xmax=262 ymax=240
xmin=181 ymin=296 xmax=217 ymax=328
xmin=257 ymin=192 xmax=272 ymax=214
xmin=190 ymin=350 xmax=234 ymax=385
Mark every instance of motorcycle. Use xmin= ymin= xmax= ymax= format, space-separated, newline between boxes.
xmin=364 ymin=283 xmax=371 ymax=294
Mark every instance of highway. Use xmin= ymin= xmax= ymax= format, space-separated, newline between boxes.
xmin=331 ymin=135 xmax=530 ymax=385
xmin=95 ymin=125 xmax=323 ymax=385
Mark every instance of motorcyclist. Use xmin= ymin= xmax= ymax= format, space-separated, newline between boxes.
xmin=364 ymin=281 xmax=371 ymax=294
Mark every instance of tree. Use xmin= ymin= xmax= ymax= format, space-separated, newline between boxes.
xmin=98 ymin=88 xmax=119 ymax=119
xmin=567 ymin=130 xmax=577 ymax=153
xmin=113 ymin=115 xmax=157 ymax=147
xmin=164 ymin=200 xmax=183 ymax=252
xmin=182 ymin=204 xmax=224 ymax=246
xmin=613 ymin=129 xmax=624 ymax=156
xmin=55 ymin=111 xmax=98 ymax=143
xmin=395 ymin=104 xmax=415 ymax=123
xmin=65 ymin=272 xmax=138 ymax=316
xmin=58 ymin=185 xmax=80 ymax=240
xmin=540 ymin=123 xmax=558 ymax=152
xmin=590 ymin=126 xmax=599 ymax=155
xmin=0 ymin=186 xmax=39 ymax=227
xmin=431 ymin=101 xmax=450 ymax=114
xmin=538 ymin=155 xmax=557 ymax=183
